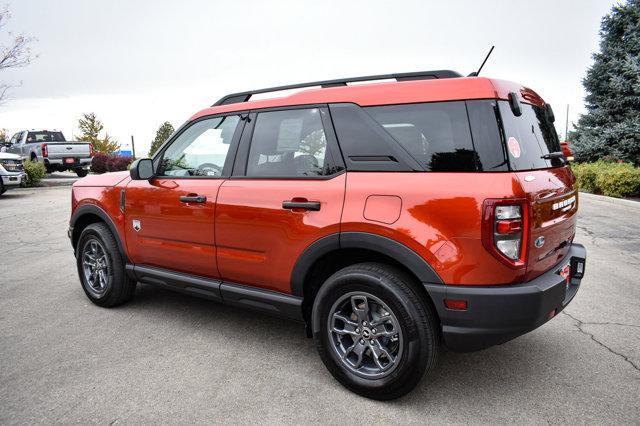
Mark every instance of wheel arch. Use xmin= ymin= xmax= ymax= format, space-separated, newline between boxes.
xmin=70 ymin=204 xmax=128 ymax=262
xmin=291 ymin=232 xmax=444 ymax=328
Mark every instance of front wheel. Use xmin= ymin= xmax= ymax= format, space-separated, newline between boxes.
xmin=76 ymin=222 xmax=136 ymax=307
xmin=75 ymin=168 xmax=88 ymax=177
xmin=312 ymin=262 xmax=439 ymax=400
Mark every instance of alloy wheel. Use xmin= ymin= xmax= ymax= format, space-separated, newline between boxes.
xmin=81 ymin=239 xmax=111 ymax=297
xmin=328 ymin=291 xmax=403 ymax=379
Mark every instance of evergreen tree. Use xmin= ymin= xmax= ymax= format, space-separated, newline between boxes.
xmin=149 ymin=121 xmax=174 ymax=157
xmin=572 ymin=0 xmax=640 ymax=165
xmin=76 ymin=112 xmax=119 ymax=154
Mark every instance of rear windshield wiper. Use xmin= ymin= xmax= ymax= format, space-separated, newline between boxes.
xmin=541 ymin=151 xmax=566 ymax=161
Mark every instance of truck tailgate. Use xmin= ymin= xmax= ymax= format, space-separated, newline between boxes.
xmin=46 ymin=142 xmax=91 ymax=158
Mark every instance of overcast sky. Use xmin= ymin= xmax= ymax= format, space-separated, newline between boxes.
xmin=0 ymin=0 xmax=618 ymax=156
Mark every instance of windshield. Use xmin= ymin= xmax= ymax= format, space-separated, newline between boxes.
xmin=26 ymin=131 xmax=66 ymax=143
xmin=498 ymin=101 xmax=563 ymax=170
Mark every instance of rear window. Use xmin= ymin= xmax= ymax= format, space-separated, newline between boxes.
xmin=365 ymin=102 xmax=478 ymax=172
xmin=26 ymin=131 xmax=65 ymax=142
xmin=497 ymin=101 xmax=563 ymax=170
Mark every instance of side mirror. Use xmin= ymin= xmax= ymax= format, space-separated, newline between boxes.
xmin=130 ymin=158 xmax=154 ymax=180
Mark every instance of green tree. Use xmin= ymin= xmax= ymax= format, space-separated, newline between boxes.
xmin=76 ymin=112 xmax=119 ymax=154
xmin=571 ymin=0 xmax=640 ymax=165
xmin=149 ymin=121 xmax=174 ymax=157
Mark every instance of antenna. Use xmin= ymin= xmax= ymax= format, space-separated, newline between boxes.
xmin=468 ymin=46 xmax=495 ymax=77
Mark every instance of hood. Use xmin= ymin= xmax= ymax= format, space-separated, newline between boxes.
xmin=73 ymin=171 xmax=130 ymax=187
xmin=0 ymin=152 xmax=21 ymax=160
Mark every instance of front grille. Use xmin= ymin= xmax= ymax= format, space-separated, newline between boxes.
xmin=1 ymin=160 xmax=24 ymax=172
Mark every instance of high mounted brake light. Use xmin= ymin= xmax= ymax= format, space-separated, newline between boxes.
xmin=482 ymin=199 xmax=529 ymax=268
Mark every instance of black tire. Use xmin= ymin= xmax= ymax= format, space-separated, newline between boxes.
xmin=76 ymin=222 xmax=136 ymax=307
xmin=312 ymin=262 xmax=439 ymax=400
xmin=75 ymin=168 xmax=88 ymax=177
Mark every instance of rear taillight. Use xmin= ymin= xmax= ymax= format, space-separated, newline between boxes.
xmin=482 ymin=199 xmax=529 ymax=268
xmin=89 ymin=144 xmax=94 ymax=157
xmin=41 ymin=144 xmax=48 ymax=157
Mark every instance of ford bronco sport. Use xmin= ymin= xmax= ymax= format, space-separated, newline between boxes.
xmin=69 ymin=70 xmax=586 ymax=400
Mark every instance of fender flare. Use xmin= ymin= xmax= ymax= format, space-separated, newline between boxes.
xmin=70 ymin=204 xmax=128 ymax=262
xmin=290 ymin=231 xmax=443 ymax=297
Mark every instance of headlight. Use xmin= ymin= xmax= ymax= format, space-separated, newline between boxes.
xmin=0 ymin=160 xmax=23 ymax=172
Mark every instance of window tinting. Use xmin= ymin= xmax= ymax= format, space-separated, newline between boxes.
xmin=498 ymin=101 xmax=563 ymax=171
xmin=466 ymin=100 xmax=509 ymax=171
xmin=365 ymin=102 xmax=479 ymax=172
xmin=160 ymin=115 xmax=239 ymax=177
xmin=246 ymin=108 xmax=329 ymax=177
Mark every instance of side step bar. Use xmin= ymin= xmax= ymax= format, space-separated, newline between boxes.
xmin=126 ymin=264 xmax=303 ymax=321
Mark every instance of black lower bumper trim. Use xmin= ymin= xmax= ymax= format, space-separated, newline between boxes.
xmin=425 ymin=243 xmax=586 ymax=352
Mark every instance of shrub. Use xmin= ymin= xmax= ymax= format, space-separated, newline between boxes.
xmin=22 ymin=159 xmax=46 ymax=187
xmin=571 ymin=162 xmax=599 ymax=193
xmin=91 ymin=153 xmax=110 ymax=174
xmin=571 ymin=161 xmax=640 ymax=198
xmin=106 ymin=155 xmax=133 ymax=172
xmin=595 ymin=166 xmax=640 ymax=198
xmin=91 ymin=153 xmax=133 ymax=174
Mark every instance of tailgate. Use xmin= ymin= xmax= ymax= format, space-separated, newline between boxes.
xmin=516 ymin=167 xmax=578 ymax=281
xmin=47 ymin=142 xmax=91 ymax=159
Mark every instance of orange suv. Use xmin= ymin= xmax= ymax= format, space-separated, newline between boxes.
xmin=69 ymin=70 xmax=586 ymax=399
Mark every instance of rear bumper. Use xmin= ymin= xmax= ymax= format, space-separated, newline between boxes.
xmin=425 ymin=243 xmax=586 ymax=352
xmin=45 ymin=158 xmax=92 ymax=168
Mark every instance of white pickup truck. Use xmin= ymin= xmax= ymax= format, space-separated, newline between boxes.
xmin=5 ymin=130 xmax=93 ymax=177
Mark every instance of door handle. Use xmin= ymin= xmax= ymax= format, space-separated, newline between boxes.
xmin=179 ymin=194 xmax=207 ymax=203
xmin=282 ymin=200 xmax=321 ymax=211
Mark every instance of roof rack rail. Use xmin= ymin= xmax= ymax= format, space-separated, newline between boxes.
xmin=212 ymin=69 xmax=462 ymax=106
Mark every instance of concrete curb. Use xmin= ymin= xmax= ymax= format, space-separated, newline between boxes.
xmin=39 ymin=178 xmax=78 ymax=187
xmin=579 ymin=191 xmax=640 ymax=209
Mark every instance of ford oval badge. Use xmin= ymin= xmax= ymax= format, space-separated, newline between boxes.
xmin=535 ymin=236 xmax=545 ymax=248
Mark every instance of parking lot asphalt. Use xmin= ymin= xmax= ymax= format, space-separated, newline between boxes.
xmin=1 ymin=187 xmax=638 ymax=424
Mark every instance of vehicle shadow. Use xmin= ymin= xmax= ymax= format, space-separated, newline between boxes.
xmin=123 ymin=283 xmax=564 ymax=407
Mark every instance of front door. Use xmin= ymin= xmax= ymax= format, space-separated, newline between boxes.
xmin=124 ymin=114 xmax=244 ymax=278
xmin=215 ymin=106 xmax=346 ymax=294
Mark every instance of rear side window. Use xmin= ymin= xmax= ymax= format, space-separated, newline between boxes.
xmin=498 ymin=101 xmax=563 ymax=170
xmin=466 ymin=100 xmax=509 ymax=171
xmin=365 ymin=102 xmax=478 ymax=172
xmin=246 ymin=108 xmax=329 ymax=177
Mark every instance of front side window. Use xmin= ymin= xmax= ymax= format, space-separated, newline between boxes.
xmin=365 ymin=101 xmax=478 ymax=172
xmin=246 ymin=108 xmax=329 ymax=177
xmin=159 ymin=115 xmax=240 ymax=177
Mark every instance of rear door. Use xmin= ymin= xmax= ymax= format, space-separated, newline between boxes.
xmin=496 ymin=100 xmax=577 ymax=280
xmin=215 ymin=106 xmax=346 ymax=294
xmin=124 ymin=114 xmax=244 ymax=278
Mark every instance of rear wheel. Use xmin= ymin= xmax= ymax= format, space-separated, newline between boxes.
xmin=0 ymin=181 xmax=5 ymax=195
xmin=76 ymin=222 xmax=136 ymax=307
xmin=312 ymin=262 xmax=439 ymax=400
xmin=75 ymin=168 xmax=88 ymax=177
